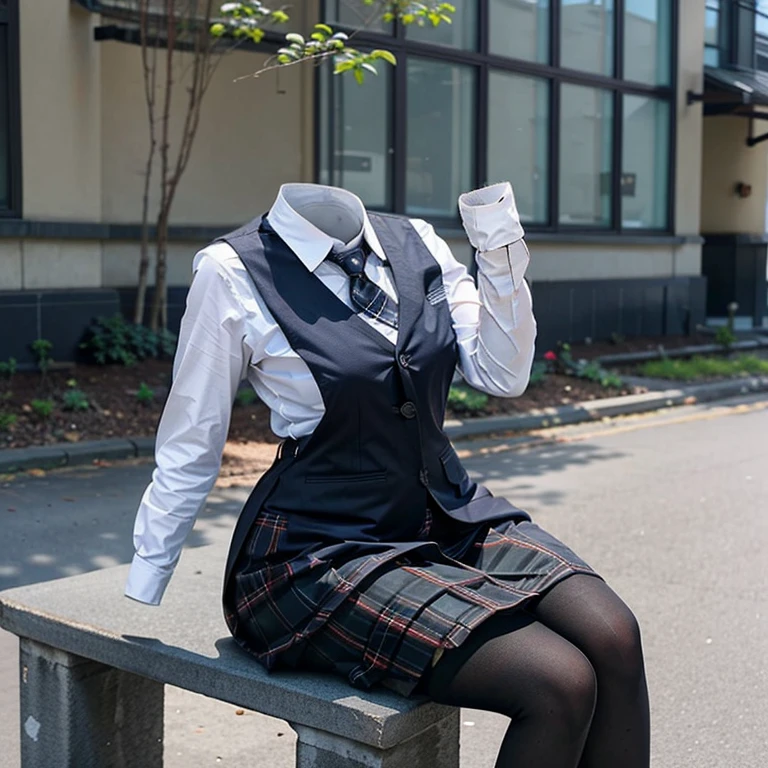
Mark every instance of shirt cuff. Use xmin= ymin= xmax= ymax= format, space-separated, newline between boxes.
xmin=124 ymin=552 xmax=174 ymax=606
xmin=476 ymin=239 xmax=531 ymax=292
xmin=458 ymin=182 xmax=525 ymax=252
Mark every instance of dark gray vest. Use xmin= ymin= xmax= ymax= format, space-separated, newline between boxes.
xmin=219 ymin=213 xmax=528 ymax=588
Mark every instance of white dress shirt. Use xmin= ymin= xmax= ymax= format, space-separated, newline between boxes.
xmin=125 ymin=182 xmax=537 ymax=606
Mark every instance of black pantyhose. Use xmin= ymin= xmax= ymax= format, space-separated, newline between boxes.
xmin=422 ymin=575 xmax=650 ymax=768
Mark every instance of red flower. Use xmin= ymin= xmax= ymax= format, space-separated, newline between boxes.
xmin=544 ymin=351 xmax=557 ymax=361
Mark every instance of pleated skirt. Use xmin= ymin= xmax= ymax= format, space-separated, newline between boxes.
xmin=228 ymin=502 xmax=598 ymax=696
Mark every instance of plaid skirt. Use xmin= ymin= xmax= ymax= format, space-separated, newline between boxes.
xmin=227 ymin=502 xmax=597 ymax=696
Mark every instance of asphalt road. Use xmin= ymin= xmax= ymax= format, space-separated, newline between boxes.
xmin=1 ymin=394 xmax=766 ymax=767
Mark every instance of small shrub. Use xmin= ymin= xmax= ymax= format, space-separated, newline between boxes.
xmin=529 ymin=360 xmax=548 ymax=386
xmin=447 ymin=385 xmax=489 ymax=415
xmin=0 ymin=413 xmax=17 ymax=431
xmin=80 ymin=314 xmax=178 ymax=366
xmin=62 ymin=389 xmax=90 ymax=412
xmin=542 ymin=343 xmax=623 ymax=389
xmin=136 ymin=382 xmax=155 ymax=406
xmin=714 ymin=325 xmax=736 ymax=350
xmin=30 ymin=398 xmax=55 ymax=419
xmin=0 ymin=357 xmax=17 ymax=382
xmin=235 ymin=387 xmax=258 ymax=407
xmin=31 ymin=339 xmax=53 ymax=376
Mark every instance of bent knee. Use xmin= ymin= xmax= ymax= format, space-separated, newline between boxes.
xmin=524 ymin=649 xmax=597 ymax=736
xmin=590 ymin=602 xmax=645 ymax=682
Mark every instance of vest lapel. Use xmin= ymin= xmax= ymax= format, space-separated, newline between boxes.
xmin=368 ymin=213 xmax=424 ymax=353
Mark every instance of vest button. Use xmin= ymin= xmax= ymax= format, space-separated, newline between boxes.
xmin=419 ymin=468 xmax=429 ymax=487
xmin=400 ymin=401 xmax=417 ymax=419
xmin=398 ymin=353 xmax=410 ymax=368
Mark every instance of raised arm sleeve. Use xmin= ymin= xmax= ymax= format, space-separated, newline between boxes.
xmin=411 ymin=182 xmax=536 ymax=397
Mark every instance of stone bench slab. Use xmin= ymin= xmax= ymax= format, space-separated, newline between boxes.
xmin=0 ymin=545 xmax=453 ymax=751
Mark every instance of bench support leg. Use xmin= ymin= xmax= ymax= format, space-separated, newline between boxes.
xmin=19 ymin=638 xmax=164 ymax=768
xmin=291 ymin=710 xmax=460 ymax=768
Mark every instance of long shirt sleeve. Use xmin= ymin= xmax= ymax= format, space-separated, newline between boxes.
xmin=124 ymin=257 xmax=247 ymax=605
xmin=414 ymin=182 xmax=536 ymax=397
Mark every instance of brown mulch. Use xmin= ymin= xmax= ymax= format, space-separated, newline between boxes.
xmin=0 ymin=356 xmax=645 ymax=454
xmin=567 ymin=333 xmax=715 ymax=361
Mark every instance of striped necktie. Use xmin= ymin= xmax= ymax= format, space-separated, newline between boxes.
xmin=325 ymin=244 xmax=399 ymax=330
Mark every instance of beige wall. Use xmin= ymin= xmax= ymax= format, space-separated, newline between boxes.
xmin=700 ymin=116 xmax=768 ymax=234
xmin=675 ymin=0 xmax=705 ymax=237
xmin=19 ymin=2 xmax=102 ymax=220
xmin=99 ymin=43 xmax=308 ymax=226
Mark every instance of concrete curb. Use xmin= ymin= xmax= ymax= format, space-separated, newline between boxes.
xmin=595 ymin=338 xmax=768 ymax=366
xmin=0 ymin=436 xmax=157 ymax=474
xmin=2 ymin=377 xmax=768 ymax=473
xmin=444 ymin=375 xmax=768 ymax=441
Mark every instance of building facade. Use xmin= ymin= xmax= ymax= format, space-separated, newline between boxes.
xmin=0 ymin=1 xmax=719 ymax=365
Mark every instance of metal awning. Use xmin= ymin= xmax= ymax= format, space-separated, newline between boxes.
xmin=688 ymin=66 xmax=768 ymax=146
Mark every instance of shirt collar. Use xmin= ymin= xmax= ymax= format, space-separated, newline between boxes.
xmin=268 ymin=183 xmax=387 ymax=272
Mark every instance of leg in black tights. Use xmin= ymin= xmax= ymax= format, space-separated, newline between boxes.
xmin=423 ymin=610 xmax=598 ymax=768
xmin=423 ymin=575 xmax=649 ymax=768
xmin=529 ymin=575 xmax=650 ymax=768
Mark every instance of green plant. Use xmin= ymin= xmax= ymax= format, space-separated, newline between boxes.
xmin=80 ymin=314 xmax=178 ymax=366
xmin=136 ymin=382 xmax=155 ymax=406
xmin=639 ymin=354 xmax=768 ymax=381
xmin=30 ymin=398 xmax=55 ymax=419
xmin=529 ymin=361 xmax=548 ymax=386
xmin=543 ymin=344 xmax=623 ymax=389
xmin=447 ymin=385 xmax=489 ymax=415
xmin=0 ymin=412 xmax=17 ymax=431
xmin=235 ymin=387 xmax=258 ymax=407
xmin=62 ymin=389 xmax=90 ymax=412
xmin=31 ymin=339 xmax=53 ymax=377
xmin=714 ymin=325 xmax=736 ymax=350
xmin=0 ymin=357 xmax=17 ymax=383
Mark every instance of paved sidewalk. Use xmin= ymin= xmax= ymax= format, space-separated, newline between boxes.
xmin=1 ymin=394 xmax=767 ymax=767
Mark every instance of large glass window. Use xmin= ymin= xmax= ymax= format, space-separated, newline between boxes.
xmin=406 ymin=0 xmax=478 ymax=50
xmin=406 ymin=59 xmax=475 ymax=217
xmin=621 ymin=95 xmax=669 ymax=229
xmin=561 ymin=0 xmax=614 ymax=76
xmin=488 ymin=72 xmax=549 ymax=223
xmin=489 ymin=0 xmax=549 ymax=63
xmin=559 ymin=85 xmax=613 ymax=227
xmin=319 ymin=0 xmax=674 ymax=233
xmin=318 ymin=64 xmax=392 ymax=210
xmin=0 ymin=26 xmax=9 ymax=210
xmin=704 ymin=0 xmax=721 ymax=66
xmin=0 ymin=0 xmax=18 ymax=217
xmin=624 ymin=0 xmax=671 ymax=85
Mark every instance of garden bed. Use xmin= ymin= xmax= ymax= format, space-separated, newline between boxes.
xmin=0 ymin=358 xmax=638 ymax=452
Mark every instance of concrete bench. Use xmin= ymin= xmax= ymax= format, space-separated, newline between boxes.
xmin=0 ymin=546 xmax=459 ymax=768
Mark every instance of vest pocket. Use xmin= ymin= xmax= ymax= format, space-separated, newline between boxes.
xmin=304 ymin=471 xmax=388 ymax=484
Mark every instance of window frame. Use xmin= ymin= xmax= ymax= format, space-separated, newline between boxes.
xmin=0 ymin=0 xmax=21 ymax=219
xmin=316 ymin=0 xmax=677 ymax=235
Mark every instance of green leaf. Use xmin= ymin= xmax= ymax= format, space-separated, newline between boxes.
xmin=285 ymin=32 xmax=305 ymax=45
xmin=353 ymin=67 xmax=365 ymax=85
xmin=210 ymin=22 xmax=227 ymax=37
xmin=314 ymin=23 xmax=334 ymax=35
xmin=251 ymin=27 xmax=265 ymax=42
xmin=277 ymin=53 xmax=292 ymax=63
xmin=371 ymin=49 xmax=397 ymax=66
xmin=334 ymin=59 xmax=357 ymax=73
xmin=271 ymin=10 xmax=290 ymax=23
xmin=278 ymin=47 xmax=300 ymax=59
